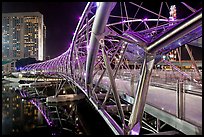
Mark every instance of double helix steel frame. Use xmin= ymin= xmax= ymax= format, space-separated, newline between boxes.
xmin=22 ymin=2 xmax=202 ymax=135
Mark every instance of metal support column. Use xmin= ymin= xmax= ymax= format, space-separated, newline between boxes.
xmin=130 ymin=74 xmax=135 ymax=97
xmin=128 ymin=53 xmax=155 ymax=135
xmin=156 ymin=118 xmax=160 ymax=132
xmin=176 ymin=80 xmax=185 ymax=119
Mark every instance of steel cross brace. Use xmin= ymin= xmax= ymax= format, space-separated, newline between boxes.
xmin=128 ymin=52 xmax=155 ymax=135
xmin=100 ymin=39 xmax=127 ymax=133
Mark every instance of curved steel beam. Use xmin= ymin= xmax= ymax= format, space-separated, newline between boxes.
xmin=70 ymin=2 xmax=93 ymax=78
xmin=147 ymin=8 xmax=202 ymax=54
xmin=85 ymin=2 xmax=116 ymax=96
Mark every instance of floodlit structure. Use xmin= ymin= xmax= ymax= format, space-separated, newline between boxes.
xmin=22 ymin=2 xmax=202 ymax=135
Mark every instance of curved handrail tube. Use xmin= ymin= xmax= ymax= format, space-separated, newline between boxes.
xmin=147 ymin=9 xmax=202 ymax=54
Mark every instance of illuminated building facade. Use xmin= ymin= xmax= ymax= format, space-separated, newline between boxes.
xmin=2 ymin=12 xmax=46 ymax=61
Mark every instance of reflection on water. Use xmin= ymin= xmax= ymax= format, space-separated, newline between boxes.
xmin=2 ymin=82 xmax=85 ymax=136
xmin=2 ymin=81 xmax=116 ymax=136
xmin=2 ymin=83 xmax=45 ymax=135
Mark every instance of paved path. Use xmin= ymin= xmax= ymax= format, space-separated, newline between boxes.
xmin=94 ymin=76 xmax=202 ymax=128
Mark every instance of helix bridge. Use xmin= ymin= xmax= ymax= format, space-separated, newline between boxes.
xmin=20 ymin=2 xmax=202 ymax=135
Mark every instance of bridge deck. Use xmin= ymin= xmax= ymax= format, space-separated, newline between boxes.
xmin=94 ymin=76 xmax=202 ymax=134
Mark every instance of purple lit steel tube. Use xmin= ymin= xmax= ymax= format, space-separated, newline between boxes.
xmin=85 ymin=2 xmax=116 ymax=96
xmin=147 ymin=9 xmax=202 ymax=54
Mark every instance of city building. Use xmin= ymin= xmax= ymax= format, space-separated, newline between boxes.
xmin=2 ymin=60 xmax=16 ymax=74
xmin=2 ymin=12 xmax=46 ymax=61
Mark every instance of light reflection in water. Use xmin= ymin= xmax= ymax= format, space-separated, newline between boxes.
xmin=7 ymin=83 xmax=83 ymax=135
xmin=30 ymin=100 xmax=53 ymax=126
xmin=2 ymin=83 xmax=45 ymax=135
xmin=20 ymin=90 xmax=53 ymax=126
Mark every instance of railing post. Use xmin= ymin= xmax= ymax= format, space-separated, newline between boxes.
xmin=130 ymin=74 xmax=135 ymax=96
xmin=164 ymin=70 xmax=166 ymax=84
xmin=176 ymin=79 xmax=185 ymax=119
xmin=156 ymin=118 xmax=160 ymax=132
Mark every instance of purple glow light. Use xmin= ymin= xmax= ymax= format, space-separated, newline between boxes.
xmin=78 ymin=16 xmax=81 ymax=20
xmin=179 ymin=42 xmax=181 ymax=46
xmin=169 ymin=17 xmax=175 ymax=21
xmin=143 ymin=18 xmax=148 ymax=21
xmin=19 ymin=90 xmax=53 ymax=126
xmin=30 ymin=100 xmax=53 ymax=126
xmin=87 ymin=44 xmax=90 ymax=51
xmin=19 ymin=91 xmax=25 ymax=97
xmin=130 ymin=122 xmax=140 ymax=135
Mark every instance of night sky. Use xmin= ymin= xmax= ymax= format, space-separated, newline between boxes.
xmin=2 ymin=2 xmax=87 ymax=59
xmin=2 ymin=2 xmax=202 ymax=60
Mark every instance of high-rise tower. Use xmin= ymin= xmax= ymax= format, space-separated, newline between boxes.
xmin=2 ymin=12 xmax=46 ymax=61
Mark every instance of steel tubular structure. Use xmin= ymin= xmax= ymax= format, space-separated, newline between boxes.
xmin=22 ymin=2 xmax=202 ymax=135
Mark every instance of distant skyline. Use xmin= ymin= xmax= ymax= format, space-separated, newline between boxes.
xmin=2 ymin=2 xmax=87 ymax=59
